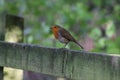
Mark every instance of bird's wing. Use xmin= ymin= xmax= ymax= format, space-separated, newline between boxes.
xmin=59 ymin=27 xmax=84 ymax=49
xmin=59 ymin=28 xmax=76 ymax=42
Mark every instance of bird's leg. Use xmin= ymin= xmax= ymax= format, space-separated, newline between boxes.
xmin=63 ymin=42 xmax=69 ymax=48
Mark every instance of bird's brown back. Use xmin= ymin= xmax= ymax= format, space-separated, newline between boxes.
xmin=59 ymin=27 xmax=77 ymax=42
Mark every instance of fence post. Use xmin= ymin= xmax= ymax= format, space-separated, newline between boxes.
xmin=0 ymin=13 xmax=24 ymax=80
xmin=5 ymin=14 xmax=24 ymax=43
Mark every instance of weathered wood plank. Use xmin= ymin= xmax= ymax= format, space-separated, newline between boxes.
xmin=0 ymin=41 xmax=120 ymax=80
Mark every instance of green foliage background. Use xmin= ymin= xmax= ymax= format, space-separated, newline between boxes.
xmin=0 ymin=0 xmax=120 ymax=54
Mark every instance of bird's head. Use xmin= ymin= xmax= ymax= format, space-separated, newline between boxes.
xmin=51 ymin=25 xmax=61 ymax=32
xmin=50 ymin=25 xmax=62 ymax=39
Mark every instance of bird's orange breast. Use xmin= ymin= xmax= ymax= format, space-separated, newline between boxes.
xmin=52 ymin=28 xmax=59 ymax=39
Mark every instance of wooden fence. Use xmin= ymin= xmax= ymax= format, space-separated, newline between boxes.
xmin=0 ymin=14 xmax=120 ymax=80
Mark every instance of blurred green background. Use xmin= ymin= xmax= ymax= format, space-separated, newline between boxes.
xmin=0 ymin=0 xmax=120 ymax=53
xmin=0 ymin=0 xmax=120 ymax=80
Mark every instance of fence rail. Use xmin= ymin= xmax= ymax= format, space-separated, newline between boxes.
xmin=0 ymin=41 xmax=120 ymax=80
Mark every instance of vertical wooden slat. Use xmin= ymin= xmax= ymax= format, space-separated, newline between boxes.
xmin=5 ymin=14 xmax=24 ymax=43
xmin=4 ymin=14 xmax=24 ymax=80
xmin=0 ymin=12 xmax=5 ymax=80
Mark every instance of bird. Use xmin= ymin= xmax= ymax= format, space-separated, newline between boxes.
xmin=51 ymin=25 xmax=84 ymax=49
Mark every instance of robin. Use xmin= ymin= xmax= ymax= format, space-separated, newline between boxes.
xmin=51 ymin=25 xmax=84 ymax=49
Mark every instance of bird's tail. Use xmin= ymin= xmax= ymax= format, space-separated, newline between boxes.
xmin=74 ymin=41 xmax=84 ymax=49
